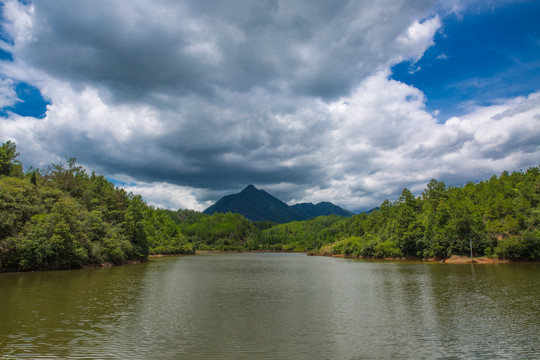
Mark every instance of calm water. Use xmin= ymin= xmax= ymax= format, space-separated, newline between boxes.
xmin=1 ymin=253 xmax=539 ymax=359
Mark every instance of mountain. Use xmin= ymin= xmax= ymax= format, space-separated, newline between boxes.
xmin=203 ymin=185 xmax=354 ymax=223
xmin=203 ymin=185 xmax=298 ymax=223
xmin=290 ymin=202 xmax=355 ymax=218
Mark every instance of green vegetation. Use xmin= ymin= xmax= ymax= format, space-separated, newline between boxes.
xmin=260 ymin=215 xmax=349 ymax=251
xmin=0 ymin=142 xmax=193 ymax=271
xmin=198 ymin=169 xmax=538 ymax=260
xmin=318 ymin=171 xmax=540 ymax=259
xmin=166 ymin=210 xmax=261 ymax=251
xmin=1 ymin=141 xmax=538 ymax=271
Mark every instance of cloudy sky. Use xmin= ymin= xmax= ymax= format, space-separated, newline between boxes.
xmin=1 ymin=0 xmax=539 ymax=212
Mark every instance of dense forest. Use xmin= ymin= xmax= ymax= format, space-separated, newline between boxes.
xmin=316 ymin=171 xmax=540 ymax=259
xmin=0 ymin=141 xmax=194 ymax=271
xmin=1 ymin=141 xmax=539 ymax=271
xmin=167 ymin=166 xmax=540 ymax=259
xmin=263 ymin=169 xmax=539 ymax=259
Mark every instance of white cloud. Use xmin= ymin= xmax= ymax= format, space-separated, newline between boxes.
xmin=119 ymin=180 xmax=213 ymax=211
xmin=1 ymin=0 xmax=539 ymax=213
xmin=394 ymin=15 xmax=441 ymax=63
xmin=289 ymin=72 xmax=540 ymax=210
xmin=0 ymin=78 xmax=18 ymax=108
xmin=436 ymin=53 xmax=449 ymax=60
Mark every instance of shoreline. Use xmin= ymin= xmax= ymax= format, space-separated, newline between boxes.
xmin=442 ymin=255 xmax=510 ymax=264
xmin=316 ymin=253 xmax=530 ymax=264
xmin=82 ymin=258 xmax=149 ymax=268
xmin=194 ymin=251 xmax=534 ymax=263
xmin=2 ymin=252 xmax=535 ymax=273
xmin=195 ymin=250 xmax=301 ymax=254
xmin=0 ymin=258 xmax=149 ymax=273
xmin=149 ymin=253 xmax=195 ymax=257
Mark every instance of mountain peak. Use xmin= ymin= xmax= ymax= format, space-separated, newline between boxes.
xmin=203 ymin=185 xmax=354 ymax=223
xmin=242 ymin=184 xmax=258 ymax=192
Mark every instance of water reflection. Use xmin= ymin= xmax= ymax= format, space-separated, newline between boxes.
xmin=1 ymin=263 xmax=150 ymax=358
xmin=1 ymin=254 xmax=539 ymax=359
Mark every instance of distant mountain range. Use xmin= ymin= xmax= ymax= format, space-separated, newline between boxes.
xmin=203 ymin=184 xmax=354 ymax=223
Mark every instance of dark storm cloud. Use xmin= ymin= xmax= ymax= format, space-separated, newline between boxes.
xmin=8 ymin=0 xmax=538 ymax=211
xmin=19 ymin=0 xmax=437 ymax=104
xmin=59 ymin=104 xmax=328 ymax=192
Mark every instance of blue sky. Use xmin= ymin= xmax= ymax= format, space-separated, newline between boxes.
xmin=0 ymin=0 xmax=539 ymax=212
xmin=0 ymin=12 xmax=49 ymax=118
xmin=4 ymin=1 xmax=537 ymax=123
xmin=0 ymin=82 xmax=49 ymax=118
xmin=391 ymin=0 xmax=540 ymax=120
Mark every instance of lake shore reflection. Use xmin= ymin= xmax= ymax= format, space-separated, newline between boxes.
xmin=1 ymin=253 xmax=539 ymax=359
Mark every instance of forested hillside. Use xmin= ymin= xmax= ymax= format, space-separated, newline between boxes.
xmin=0 ymin=141 xmax=194 ymax=271
xmin=1 ymin=141 xmax=539 ymax=271
xmin=165 ymin=209 xmax=261 ymax=251
xmin=257 ymin=168 xmax=540 ymax=259
xmin=203 ymin=184 xmax=353 ymax=222
xmin=317 ymin=170 xmax=540 ymax=259
xmin=260 ymin=215 xmax=349 ymax=251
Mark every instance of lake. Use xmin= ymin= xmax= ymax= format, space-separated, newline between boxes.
xmin=1 ymin=253 xmax=539 ymax=359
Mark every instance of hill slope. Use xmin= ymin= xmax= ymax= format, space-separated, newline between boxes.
xmin=291 ymin=202 xmax=354 ymax=218
xmin=203 ymin=185 xmax=354 ymax=223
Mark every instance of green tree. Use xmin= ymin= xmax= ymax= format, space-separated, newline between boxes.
xmin=0 ymin=141 xmax=22 ymax=177
xmin=124 ymin=194 xmax=151 ymax=259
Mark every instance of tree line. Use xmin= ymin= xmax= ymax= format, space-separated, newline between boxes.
xmin=264 ymin=170 xmax=539 ymax=259
xmin=0 ymin=141 xmax=195 ymax=271
xmin=1 ymin=141 xmax=539 ymax=271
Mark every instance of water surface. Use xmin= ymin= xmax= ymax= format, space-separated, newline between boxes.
xmin=1 ymin=253 xmax=539 ymax=359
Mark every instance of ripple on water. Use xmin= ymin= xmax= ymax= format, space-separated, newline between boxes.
xmin=1 ymin=255 xmax=539 ymax=359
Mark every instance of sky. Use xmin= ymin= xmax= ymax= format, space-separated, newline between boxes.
xmin=0 ymin=0 xmax=539 ymax=213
